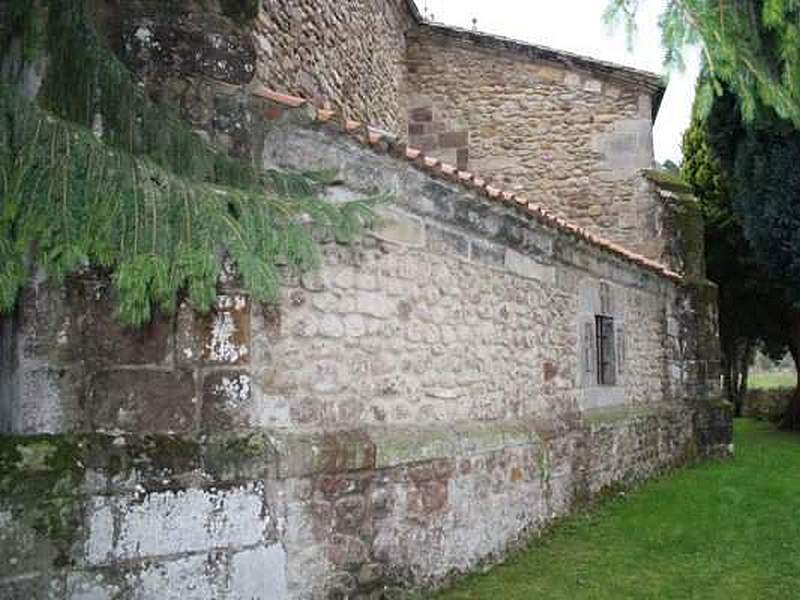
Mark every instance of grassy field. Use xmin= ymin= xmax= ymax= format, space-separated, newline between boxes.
xmin=749 ymin=371 xmax=796 ymax=390
xmin=435 ymin=419 xmax=800 ymax=600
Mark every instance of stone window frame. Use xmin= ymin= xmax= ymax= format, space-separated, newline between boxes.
xmin=578 ymin=279 xmax=625 ymax=394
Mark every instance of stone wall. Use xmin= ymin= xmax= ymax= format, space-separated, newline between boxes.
xmin=0 ymin=105 xmax=731 ymax=598
xmin=0 ymin=4 xmax=731 ymax=597
xmin=405 ymin=25 xmax=665 ymax=259
xmin=252 ymin=0 xmax=414 ymax=133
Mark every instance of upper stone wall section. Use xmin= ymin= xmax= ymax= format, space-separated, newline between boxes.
xmin=405 ymin=24 xmax=666 ymax=258
xmin=253 ymin=0 xmax=414 ymax=133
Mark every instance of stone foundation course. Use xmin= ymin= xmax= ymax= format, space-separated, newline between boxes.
xmin=0 ymin=404 xmax=729 ymax=599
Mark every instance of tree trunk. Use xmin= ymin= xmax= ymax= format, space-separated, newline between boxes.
xmin=724 ymin=339 xmax=749 ymax=418
xmin=780 ymin=313 xmax=800 ymax=430
xmin=735 ymin=342 xmax=753 ymax=418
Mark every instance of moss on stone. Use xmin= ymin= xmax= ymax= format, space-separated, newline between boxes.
xmin=643 ymin=169 xmax=693 ymax=194
xmin=0 ymin=434 xmax=92 ymax=565
xmin=0 ymin=429 xmax=275 ymax=563
xmin=219 ymin=0 xmax=259 ymax=23
xmin=673 ymin=193 xmax=706 ymax=280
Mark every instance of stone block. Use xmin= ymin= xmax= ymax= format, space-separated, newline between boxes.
xmin=178 ymin=295 xmax=250 ymax=367
xmin=426 ymin=225 xmax=469 ymax=259
xmin=533 ymin=63 xmax=565 ymax=83
xmin=470 ymin=240 xmax=505 ymax=268
xmin=86 ymin=484 xmax=268 ymax=565
xmin=438 ymin=130 xmax=468 ymax=149
xmin=202 ymin=371 xmax=253 ymax=432
xmin=13 ymin=366 xmax=78 ymax=434
xmin=66 ymin=570 xmax=122 ymax=599
xmin=0 ymin=508 xmax=58 ymax=577
xmin=370 ymin=208 xmax=426 ymax=247
xmin=504 ymin=249 xmax=555 ymax=283
xmin=67 ymin=277 xmax=171 ymax=367
xmin=229 ymin=544 xmax=289 ymax=599
xmin=457 ymin=147 xmax=469 ymax=171
xmin=271 ymin=431 xmax=376 ymax=478
xmin=87 ymin=369 xmax=195 ymax=434
xmin=409 ymin=106 xmax=433 ymax=122
xmin=127 ymin=552 xmax=228 ymax=600
xmin=0 ymin=573 xmax=58 ymax=599
xmin=564 ymin=72 xmax=581 ymax=88
xmin=409 ymin=133 xmax=437 ymax=151
xmin=583 ymin=79 xmax=603 ymax=93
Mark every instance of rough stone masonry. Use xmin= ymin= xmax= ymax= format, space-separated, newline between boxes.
xmin=0 ymin=1 xmax=731 ymax=599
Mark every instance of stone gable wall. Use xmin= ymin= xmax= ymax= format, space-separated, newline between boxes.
xmin=405 ymin=28 xmax=663 ymax=259
xmin=253 ymin=0 xmax=414 ymax=133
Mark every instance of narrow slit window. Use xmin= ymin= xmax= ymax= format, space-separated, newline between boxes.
xmin=595 ymin=315 xmax=616 ymax=385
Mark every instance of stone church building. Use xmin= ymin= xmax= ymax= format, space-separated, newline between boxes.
xmin=0 ymin=1 xmax=729 ymax=598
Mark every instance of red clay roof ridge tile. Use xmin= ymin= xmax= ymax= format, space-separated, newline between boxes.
xmin=252 ymin=86 xmax=681 ymax=283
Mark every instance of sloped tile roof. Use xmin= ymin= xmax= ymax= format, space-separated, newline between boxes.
xmin=253 ymin=87 xmax=682 ymax=283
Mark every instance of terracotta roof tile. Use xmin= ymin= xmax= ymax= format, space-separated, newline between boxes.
xmin=440 ymin=162 xmax=457 ymax=177
xmin=485 ymin=186 xmax=501 ymax=199
xmin=252 ymin=87 xmax=682 ymax=283
xmin=253 ymin=88 xmax=306 ymax=107
xmin=405 ymin=147 xmax=422 ymax=160
xmin=317 ymin=108 xmax=334 ymax=122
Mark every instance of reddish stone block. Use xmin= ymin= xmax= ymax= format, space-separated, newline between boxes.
xmin=87 ymin=369 xmax=195 ymax=434
xmin=408 ymin=122 xmax=425 ymax=136
xmin=65 ymin=275 xmax=172 ymax=367
xmin=201 ymin=370 xmax=253 ymax=432
xmin=317 ymin=431 xmax=376 ymax=474
xmin=457 ymin=147 xmax=469 ymax=171
xmin=264 ymin=103 xmax=284 ymax=120
xmin=406 ymin=460 xmax=453 ymax=518
xmin=177 ymin=294 xmax=251 ymax=366
xmin=544 ymin=362 xmax=558 ymax=382
xmin=409 ymin=106 xmax=433 ymax=122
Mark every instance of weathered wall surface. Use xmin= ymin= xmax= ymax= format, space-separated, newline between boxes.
xmin=0 ymin=5 xmax=730 ymax=597
xmin=0 ymin=106 xmax=730 ymax=598
xmin=253 ymin=0 xmax=414 ymax=133
xmin=405 ymin=26 xmax=664 ymax=259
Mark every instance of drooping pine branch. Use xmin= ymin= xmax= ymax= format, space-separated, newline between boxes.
xmin=0 ymin=1 xmax=380 ymax=326
xmin=605 ymin=0 xmax=800 ymax=127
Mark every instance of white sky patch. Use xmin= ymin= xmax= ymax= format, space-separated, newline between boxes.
xmin=415 ymin=0 xmax=701 ymax=164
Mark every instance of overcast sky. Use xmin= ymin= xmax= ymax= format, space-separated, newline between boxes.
xmin=413 ymin=0 xmax=701 ymax=164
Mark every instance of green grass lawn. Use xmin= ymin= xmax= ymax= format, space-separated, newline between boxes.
xmin=749 ymin=371 xmax=797 ymax=390
xmin=435 ymin=419 xmax=800 ymax=600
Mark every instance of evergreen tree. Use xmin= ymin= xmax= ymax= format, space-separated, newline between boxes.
xmin=681 ymin=105 xmax=791 ymax=417
xmin=703 ymin=92 xmax=800 ymax=427
xmin=0 ymin=0 xmax=376 ymax=326
xmin=607 ymin=0 xmax=800 ymax=427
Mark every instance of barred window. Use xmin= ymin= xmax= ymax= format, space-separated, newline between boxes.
xmin=595 ymin=315 xmax=616 ymax=385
